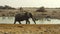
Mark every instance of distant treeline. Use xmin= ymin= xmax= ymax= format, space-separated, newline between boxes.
xmin=0 ymin=5 xmax=16 ymax=9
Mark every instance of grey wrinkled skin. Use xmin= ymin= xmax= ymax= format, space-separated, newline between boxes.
xmin=14 ymin=12 xmax=36 ymax=24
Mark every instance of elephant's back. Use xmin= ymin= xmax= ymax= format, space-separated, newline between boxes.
xmin=15 ymin=12 xmax=25 ymax=18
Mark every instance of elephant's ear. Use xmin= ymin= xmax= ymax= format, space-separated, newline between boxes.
xmin=29 ymin=13 xmax=33 ymax=18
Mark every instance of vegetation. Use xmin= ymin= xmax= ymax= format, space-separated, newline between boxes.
xmin=19 ymin=7 xmax=23 ymax=10
xmin=36 ymin=6 xmax=47 ymax=12
xmin=0 ymin=6 xmax=60 ymax=19
xmin=0 ymin=5 xmax=15 ymax=9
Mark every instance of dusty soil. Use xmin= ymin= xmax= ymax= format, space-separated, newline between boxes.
xmin=0 ymin=24 xmax=60 ymax=34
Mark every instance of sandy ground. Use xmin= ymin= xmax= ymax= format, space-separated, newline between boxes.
xmin=0 ymin=24 xmax=60 ymax=34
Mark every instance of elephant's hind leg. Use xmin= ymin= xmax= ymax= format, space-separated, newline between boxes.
xmin=26 ymin=20 xmax=30 ymax=24
xmin=14 ymin=20 xmax=16 ymax=24
xmin=26 ymin=20 xmax=28 ymax=24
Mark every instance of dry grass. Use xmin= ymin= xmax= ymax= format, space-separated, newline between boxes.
xmin=0 ymin=8 xmax=60 ymax=19
xmin=0 ymin=24 xmax=60 ymax=34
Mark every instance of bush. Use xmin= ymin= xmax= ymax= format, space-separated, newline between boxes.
xmin=0 ymin=5 xmax=15 ymax=9
xmin=36 ymin=6 xmax=47 ymax=12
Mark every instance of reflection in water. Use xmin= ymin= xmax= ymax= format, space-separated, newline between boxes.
xmin=8 ymin=17 xmax=13 ymax=19
xmin=2 ymin=17 xmax=6 ymax=19
xmin=0 ymin=17 xmax=60 ymax=24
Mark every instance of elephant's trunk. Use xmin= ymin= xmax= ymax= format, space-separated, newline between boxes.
xmin=32 ymin=17 xmax=36 ymax=24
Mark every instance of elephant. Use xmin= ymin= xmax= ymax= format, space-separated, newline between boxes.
xmin=14 ymin=12 xmax=36 ymax=24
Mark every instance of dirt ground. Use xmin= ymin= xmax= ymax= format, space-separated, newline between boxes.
xmin=0 ymin=24 xmax=60 ymax=34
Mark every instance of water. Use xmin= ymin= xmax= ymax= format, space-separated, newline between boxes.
xmin=0 ymin=17 xmax=60 ymax=24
